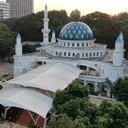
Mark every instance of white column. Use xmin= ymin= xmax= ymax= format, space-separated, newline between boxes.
xmin=94 ymin=82 xmax=98 ymax=92
xmin=41 ymin=4 xmax=50 ymax=45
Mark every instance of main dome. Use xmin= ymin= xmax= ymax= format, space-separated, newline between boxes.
xmin=59 ymin=22 xmax=94 ymax=40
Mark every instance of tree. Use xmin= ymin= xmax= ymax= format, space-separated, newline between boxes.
xmin=53 ymin=81 xmax=89 ymax=111
xmin=70 ymin=9 xmax=81 ymax=21
xmin=0 ymin=24 xmax=15 ymax=62
xmin=67 ymin=81 xmax=89 ymax=98
xmin=23 ymin=44 xmax=36 ymax=54
xmin=48 ymin=114 xmax=75 ymax=128
xmin=49 ymin=81 xmax=128 ymax=128
xmin=113 ymin=77 xmax=128 ymax=106
xmin=100 ymin=100 xmax=128 ymax=128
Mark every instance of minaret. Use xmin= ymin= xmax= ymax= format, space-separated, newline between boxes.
xmin=15 ymin=33 xmax=22 ymax=56
xmin=113 ymin=32 xmax=124 ymax=66
xmin=51 ymin=30 xmax=56 ymax=43
xmin=41 ymin=4 xmax=50 ymax=44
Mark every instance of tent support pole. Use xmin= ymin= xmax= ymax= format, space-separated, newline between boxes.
xmin=35 ymin=115 xmax=40 ymax=124
xmin=27 ymin=111 xmax=36 ymax=125
xmin=45 ymin=90 xmax=52 ymax=98
xmin=4 ymin=107 xmax=11 ymax=119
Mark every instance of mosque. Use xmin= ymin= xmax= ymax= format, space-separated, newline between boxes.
xmin=13 ymin=5 xmax=125 ymax=96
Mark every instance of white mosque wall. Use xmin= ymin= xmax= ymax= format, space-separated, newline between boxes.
xmin=58 ymin=39 xmax=95 ymax=48
xmin=13 ymin=55 xmax=124 ymax=83
xmin=45 ymin=46 xmax=106 ymax=59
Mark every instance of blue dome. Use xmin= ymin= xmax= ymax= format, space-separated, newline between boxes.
xmin=59 ymin=22 xmax=94 ymax=40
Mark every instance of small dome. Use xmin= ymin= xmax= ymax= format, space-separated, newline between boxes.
xmin=59 ymin=22 xmax=94 ymax=40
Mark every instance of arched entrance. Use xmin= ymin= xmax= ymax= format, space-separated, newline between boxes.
xmin=87 ymin=83 xmax=95 ymax=95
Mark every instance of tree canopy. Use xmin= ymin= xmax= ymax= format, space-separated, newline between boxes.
xmin=48 ymin=81 xmax=128 ymax=128
xmin=1 ymin=9 xmax=128 ymax=59
xmin=0 ymin=24 xmax=15 ymax=61
xmin=112 ymin=77 xmax=128 ymax=107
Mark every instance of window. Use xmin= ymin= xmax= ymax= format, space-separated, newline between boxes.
xmin=100 ymin=52 xmax=102 ymax=56
xmin=64 ymin=52 xmax=66 ymax=56
xmin=56 ymin=51 xmax=58 ymax=55
xmin=68 ymin=43 xmax=70 ymax=46
xmin=82 ymin=43 xmax=84 ymax=47
xmin=68 ymin=52 xmax=70 ymax=56
xmin=73 ymin=53 xmax=75 ymax=57
xmin=86 ymin=43 xmax=88 ymax=47
xmin=77 ymin=43 xmax=79 ymax=47
xmin=86 ymin=53 xmax=88 ymax=57
xmin=90 ymin=53 xmax=92 ymax=57
xmin=72 ymin=43 xmax=74 ymax=47
xmin=82 ymin=53 xmax=84 ymax=57
xmin=93 ymin=52 xmax=95 ymax=57
xmin=64 ymin=43 xmax=65 ymax=46
xmin=97 ymin=52 xmax=99 ymax=56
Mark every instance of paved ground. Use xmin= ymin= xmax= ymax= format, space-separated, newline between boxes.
xmin=0 ymin=63 xmax=13 ymax=75
xmin=0 ymin=63 xmax=13 ymax=80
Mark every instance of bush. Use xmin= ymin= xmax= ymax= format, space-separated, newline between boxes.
xmin=23 ymin=44 xmax=36 ymax=54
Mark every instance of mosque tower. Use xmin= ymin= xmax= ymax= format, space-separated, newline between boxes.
xmin=51 ymin=31 xmax=56 ymax=43
xmin=113 ymin=32 xmax=124 ymax=66
xmin=41 ymin=4 xmax=50 ymax=44
xmin=15 ymin=33 xmax=22 ymax=56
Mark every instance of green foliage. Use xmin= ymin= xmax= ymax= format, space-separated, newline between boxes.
xmin=113 ymin=77 xmax=128 ymax=106
xmin=49 ymin=81 xmax=128 ymax=128
xmin=48 ymin=114 xmax=75 ymax=128
xmin=53 ymin=81 xmax=89 ymax=111
xmin=0 ymin=24 xmax=15 ymax=61
xmin=0 ymin=76 xmax=3 ymax=81
xmin=23 ymin=44 xmax=36 ymax=54
xmin=67 ymin=81 xmax=89 ymax=98
xmin=70 ymin=9 xmax=81 ymax=21
xmin=53 ymin=90 xmax=70 ymax=110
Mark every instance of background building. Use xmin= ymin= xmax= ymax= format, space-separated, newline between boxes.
xmin=0 ymin=1 xmax=10 ymax=21
xmin=6 ymin=0 xmax=34 ymax=18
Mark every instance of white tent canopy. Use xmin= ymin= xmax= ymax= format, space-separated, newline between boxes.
xmin=5 ymin=63 xmax=82 ymax=92
xmin=0 ymin=88 xmax=52 ymax=118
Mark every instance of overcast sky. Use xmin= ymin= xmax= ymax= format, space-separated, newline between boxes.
xmin=1 ymin=0 xmax=128 ymax=15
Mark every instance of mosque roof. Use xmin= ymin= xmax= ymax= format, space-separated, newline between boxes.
xmin=59 ymin=22 xmax=94 ymax=40
xmin=116 ymin=32 xmax=123 ymax=43
xmin=17 ymin=33 xmax=21 ymax=38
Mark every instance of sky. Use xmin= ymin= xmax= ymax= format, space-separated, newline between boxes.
xmin=1 ymin=0 xmax=128 ymax=15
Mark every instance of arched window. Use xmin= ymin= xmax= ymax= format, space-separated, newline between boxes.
xmin=77 ymin=43 xmax=79 ymax=47
xmin=82 ymin=53 xmax=84 ymax=57
xmin=97 ymin=52 xmax=99 ymax=56
xmin=72 ymin=43 xmax=74 ymax=47
xmin=56 ymin=51 xmax=58 ymax=55
xmin=93 ymin=52 xmax=95 ymax=57
xmin=90 ymin=53 xmax=92 ymax=57
xmin=64 ymin=52 xmax=66 ymax=56
xmin=68 ymin=43 xmax=70 ymax=47
xmin=86 ymin=43 xmax=88 ymax=47
xmin=100 ymin=52 xmax=102 ymax=56
xmin=64 ymin=42 xmax=66 ymax=46
xmin=68 ymin=52 xmax=70 ymax=56
xmin=86 ymin=53 xmax=88 ymax=57
xmin=82 ymin=43 xmax=84 ymax=47
xmin=73 ymin=53 xmax=75 ymax=57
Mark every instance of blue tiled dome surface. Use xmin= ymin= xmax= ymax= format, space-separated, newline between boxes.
xmin=59 ymin=22 xmax=94 ymax=40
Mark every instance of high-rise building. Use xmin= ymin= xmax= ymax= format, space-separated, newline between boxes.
xmin=6 ymin=0 xmax=34 ymax=18
xmin=0 ymin=1 xmax=10 ymax=21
